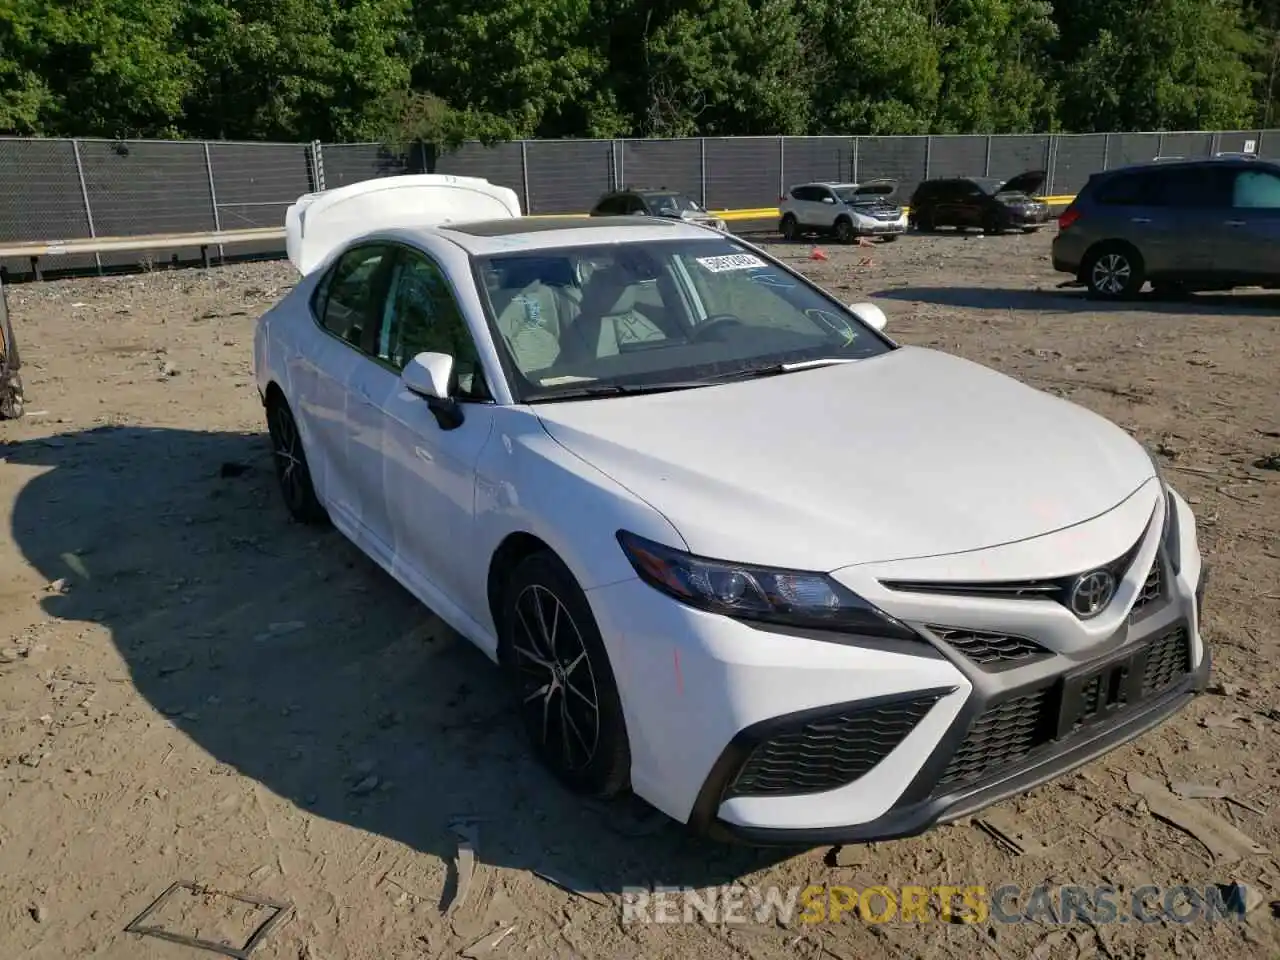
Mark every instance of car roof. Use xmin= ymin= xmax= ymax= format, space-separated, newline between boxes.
xmin=430 ymin=215 xmax=723 ymax=255
xmin=1101 ymin=156 xmax=1273 ymax=176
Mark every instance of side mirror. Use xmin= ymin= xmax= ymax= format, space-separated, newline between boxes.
xmin=821 ymin=196 xmax=836 ymax=204
xmin=403 ymin=351 xmax=453 ymax=399
xmin=402 ymin=351 xmax=464 ymax=430
xmin=848 ymin=302 xmax=888 ymax=332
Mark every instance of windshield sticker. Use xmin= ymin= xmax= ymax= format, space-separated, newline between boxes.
xmin=749 ymin=272 xmax=795 ymax=288
xmin=696 ymin=253 xmax=767 ymax=273
xmin=539 ymin=375 xmax=597 ymax=386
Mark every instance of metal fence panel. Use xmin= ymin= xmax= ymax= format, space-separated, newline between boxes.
xmin=209 ymin=142 xmax=312 ymax=230
xmin=524 ymin=140 xmax=613 ymax=214
xmin=0 ymin=138 xmax=97 ymax=274
xmin=857 ymin=137 xmax=928 ymax=201
xmin=320 ymin=143 xmax=413 ymax=188
xmin=434 ymin=142 xmax=525 ymax=204
xmin=1214 ymin=130 xmax=1265 ymax=155
xmin=929 ymin=135 xmax=987 ymax=179
xmin=619 ymin=139 xmax=702 ymax=201
xmin=780 ymin=137 xmax=854 ymax=188
xmin=705 ymin=137 xmax=780 ymax=209
xmin=1109 ymin=133 xmax=1162 ymax=168
xmin=989 ymin=135 xmax=1051 ymax=183
xmin=1048 ymin=134 xmax=1106 ymax=195
xmin=79 ymin=139 xmax=214 ymax=269
xmin=1158 ymin=132 xmax=1213 ymax=159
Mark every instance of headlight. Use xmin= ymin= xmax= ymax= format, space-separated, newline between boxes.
xmin=616 ymin=531 xmax=920 ymax=641
xmin=1147 ymin=449 xmax=1182 ymax=576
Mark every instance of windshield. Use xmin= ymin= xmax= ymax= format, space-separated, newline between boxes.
xmin=647 ymin=193 xmax=702 ymax=215
xmin=474 ymin=238 xmax=893 ymax=401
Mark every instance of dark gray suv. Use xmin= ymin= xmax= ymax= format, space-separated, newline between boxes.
xmin=1052 ymin=158 xmax=1280 ymax=298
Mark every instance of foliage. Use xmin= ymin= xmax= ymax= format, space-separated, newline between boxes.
xmin=1 ymin=0 xmax=1277 ymax=141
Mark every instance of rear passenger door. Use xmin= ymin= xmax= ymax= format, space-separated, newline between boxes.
xmin=1149 ymin=166 xmax=1236 ymax=279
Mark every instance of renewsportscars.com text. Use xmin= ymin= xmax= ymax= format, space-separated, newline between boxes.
xmin=620 ymin=883 xmax=1251 ymax=926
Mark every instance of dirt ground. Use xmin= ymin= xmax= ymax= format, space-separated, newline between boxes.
xmin=1 ymin=230 xmax=1278 ymax=960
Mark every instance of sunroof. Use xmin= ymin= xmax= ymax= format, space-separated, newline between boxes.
xmin=444 ymin=216 xmax=679 ymax=237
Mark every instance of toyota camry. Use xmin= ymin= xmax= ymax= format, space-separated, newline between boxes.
xmin=253 ymin=175 xmax=1210 ymax=845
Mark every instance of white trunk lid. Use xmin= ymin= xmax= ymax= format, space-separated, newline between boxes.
xmin=285 ymin=174 xmax=522 ymax=274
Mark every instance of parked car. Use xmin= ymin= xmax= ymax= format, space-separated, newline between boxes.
xmin=258 ymin=173 xmax=1209 ymax=845
xmin=778 ymin=180 xmax=907 ymax=242
xmin=1052 ymin=157 xmax=1280 ymax=299
xmin=590 ymin=187 xmax=727 ymax=231
xmin=908 ymin=171 xmax=1050 ymax=234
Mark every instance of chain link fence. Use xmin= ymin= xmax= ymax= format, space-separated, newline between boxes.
xmin=1 ymin=130 xmax=1276 ymax=276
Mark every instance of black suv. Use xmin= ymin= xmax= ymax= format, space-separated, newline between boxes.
xmin=590 ymin=188 xmax=727 ymax=231
xmin=909 ymin=171 xmax=1049 ymax=234
xmin=1052 ymin=157 xmax=1280 ymax=298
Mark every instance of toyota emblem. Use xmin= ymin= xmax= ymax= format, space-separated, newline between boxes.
xmin=1069 ymin=569 xmax=1116 ymax=618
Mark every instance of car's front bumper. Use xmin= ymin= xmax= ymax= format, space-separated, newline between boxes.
xmin=586 ymin=486 xmax=1208 ymax=845
xmin=853 ymin=215 xmax=908 ymax=236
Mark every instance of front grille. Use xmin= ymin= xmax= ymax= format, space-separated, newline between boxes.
xmin=729 ymin=693 xmax=942 ymax=797
xmin=930 ymin=627 xmax=1051 ymax=667
xmin=1142 ymin=626 xmax=1190 ymax=696
xmin=1131 ymin=559 xmax=1162 ymax=616
xmin=930 ymin=623 xmax=1192 ymax=799
xmin=933 ymin=688 xmax=1053 ymax=793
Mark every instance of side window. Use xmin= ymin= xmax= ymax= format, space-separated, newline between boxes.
xmin=1096 ymin=173 xmax=1154 ymax=206
xmin=379 ymin=251 xmax=490 ymax=401
xmin=625 ymin=195 xmax=649 ymax=214
xmin=1156 ymin=167 xmax=1231 ymax=208
xmin=817 ymin=188 xmax=838 ymax=204
xmin=318 ymin=245 xmax=391 ymax=351
xmin=792 ymin=186 xmax=819 ymax=202
xmin=1232 ymin=169 xmax=1280 ymax=209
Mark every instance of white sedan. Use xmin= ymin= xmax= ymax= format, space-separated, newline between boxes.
xmin=254 ymin=175 xmax=1210 ymax=844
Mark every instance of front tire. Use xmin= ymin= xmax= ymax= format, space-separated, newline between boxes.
xmin=500 ymin=551 xmax=630 ymax=798
xmin=266 ymin=394 xmax=327 ymax=525
xmin=834 ymin=217 xmax=856 ymax=244
xmin=1083 ymin=244 xmax=1145 ymax=300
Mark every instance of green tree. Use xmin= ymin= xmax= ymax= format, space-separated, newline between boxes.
xmin=1055 ymin=0 xmax=1259 ymax=131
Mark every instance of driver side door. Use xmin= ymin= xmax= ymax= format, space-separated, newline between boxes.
xmin=374 ymin=246 xmax=499 ymax=616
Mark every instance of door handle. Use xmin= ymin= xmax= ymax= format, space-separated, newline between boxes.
xmin=1129 ymin=217 xmax=1151 ymax=224
xmin=1224 ymin=220 xmax=1246 ymax=227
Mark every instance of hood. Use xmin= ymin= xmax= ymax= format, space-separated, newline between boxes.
xmin=847 ymin=179 xmax=898 ymax=201
xmin=998 ymin=170 xmax=1046 ymax=197
xmin=534 ymin=347 xmax=1154 ymax=573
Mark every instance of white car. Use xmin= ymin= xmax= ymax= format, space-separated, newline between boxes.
xmin=255 ymin=174 xmax=1210 ymax=845
xmin=779 ymin=180 xmax=908 ymax=243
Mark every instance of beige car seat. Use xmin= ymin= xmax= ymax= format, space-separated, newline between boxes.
xmin=495 ymin=279 xmax=578 ymax=373
xmin=563 ymin=267 xmax=665 ymax=362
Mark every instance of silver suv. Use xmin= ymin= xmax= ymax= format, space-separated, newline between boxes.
xmin=1052 ymin=158 xmax=1280 ymax=298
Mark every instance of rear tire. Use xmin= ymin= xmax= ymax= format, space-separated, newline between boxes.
xmin=1083 ymin=243 xmax=1145 ymax=300
xmin=266 ymin=393 xmax=328 ymax=525
xmin=500 ymin=551 xmax=631 ymax=799
xmin=779 ymin=214 xmax=800 ymax=241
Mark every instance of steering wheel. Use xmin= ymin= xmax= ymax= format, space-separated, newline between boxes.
xmin=691 ymin=313 xmax=746 ymax=342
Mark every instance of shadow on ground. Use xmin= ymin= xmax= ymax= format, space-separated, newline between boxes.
xmin=6 ymin=425 xmax=794 ymax=895
xmin=873 ymin=285 xmax=1280 ymax=316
